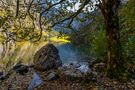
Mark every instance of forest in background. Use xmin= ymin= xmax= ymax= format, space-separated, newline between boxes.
xmin=71 ymin=0 xmax=135 ymax=64
xmin=71 ymin=0 xmax=135 ymax=79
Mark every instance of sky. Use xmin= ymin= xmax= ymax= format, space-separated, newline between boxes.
xmin=66 ymin=0 xmax=95 ymax=12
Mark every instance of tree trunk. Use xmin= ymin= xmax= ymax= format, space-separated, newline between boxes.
xmin=101 ymin=0 xmax=125 ymax=78
xmin=16 ymin=0 xmax=19 ymax=17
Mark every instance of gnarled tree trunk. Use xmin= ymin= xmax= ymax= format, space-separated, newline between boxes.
xmin=100 ymin=0 xmax=125 ymax=78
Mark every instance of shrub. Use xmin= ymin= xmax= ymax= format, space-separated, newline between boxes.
xmin=123 ymin=35 xmax=135 ymax=64
xmin=91 ymin=29 xmax=107 ymax=60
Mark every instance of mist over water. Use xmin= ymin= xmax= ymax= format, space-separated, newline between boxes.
xmin=56 ymin=43 xmax=89 ymax=64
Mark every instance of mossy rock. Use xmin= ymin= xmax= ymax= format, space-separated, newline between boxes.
xmin=33 ymin=44 xmax=62 ymax=71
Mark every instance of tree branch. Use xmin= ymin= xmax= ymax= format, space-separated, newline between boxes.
xmin=51 ymin=0 xmax=90 ymax=27
xmin=38 ymin=0 xmax=66 ymax=41
xmin=16 ymin=0 xmax=19 ymax=17
xmin=25 ymin=0 xmax=34 ymax=18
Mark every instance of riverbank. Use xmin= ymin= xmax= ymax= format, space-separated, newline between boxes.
xmin=0 ymin=63 xmax=135 ymax=90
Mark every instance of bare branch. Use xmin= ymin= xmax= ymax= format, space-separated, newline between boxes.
xmin=51 ymin=0 xmax=91 ymax=27
xmin=25 ymin=0 xmax=34 ymax=18
xmin=16 ymin=0 xmax=19 ymax=17
xmin=38 ymin=0 xmax=66 ymax=41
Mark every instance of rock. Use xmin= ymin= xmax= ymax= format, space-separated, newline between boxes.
xmin=28 ymin=73 xmax=43 ymax=90
xmin=75 ymin=63 xmax=81 ymax=68
xmin=0 ymin=72 xmax=3 ymax=76
xmin=63 ymin=69 xmax=83 ymax=77
xmin=13 ymin=63 xmax=29 ymax=75
xmin=59 ymin=63 xmax=91 ymax=81
xmin=0 ymin=72 xmax=8 ymax=81
xmin=77 ymin=64 xmax=91 ymax=74
xmin=94 ymin=62 xmax=105 ymax=72
xmin=61 ymin=63 xmax=81 ymax=71
xmin=69 ymin=62 xmax=81 ymax=68
xmin=44 ymin=71 xmax=59 ymax=81
xmin=0 ymin=72 xmax=4 ymax=80
xmin=60 ymin=70 xmax=83 ymax=82
xmin=59 ymin=63 xmax=83 ymax=81
xmin=34 ymin=44 xmax=62 ymax=71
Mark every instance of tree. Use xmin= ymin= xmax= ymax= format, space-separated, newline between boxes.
xmin=97 ymin=0 xmax=124 ymax=78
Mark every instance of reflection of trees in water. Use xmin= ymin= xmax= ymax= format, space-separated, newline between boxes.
xmin=1 ymin=40 xmax=16 ymax=60
xmin=0 ymin=41 xmax=88 ymax=72
xmin=0 ymin=41 xmax=37 ymax=72
xmin=0 ymin=40 xmax=16 ymax=72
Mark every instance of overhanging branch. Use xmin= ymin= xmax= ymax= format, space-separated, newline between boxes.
xmin=51 ymin=0 xmax=91 ymax=28
xmin=38 ymin=0 xmax=66 ymax=41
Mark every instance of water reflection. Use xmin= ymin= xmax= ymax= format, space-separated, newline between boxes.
xmin=0 ymin=41 xmax=89 ymax=71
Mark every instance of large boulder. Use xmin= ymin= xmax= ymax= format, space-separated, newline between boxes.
xmin=33 ymin=44 xmax=62 ymax=71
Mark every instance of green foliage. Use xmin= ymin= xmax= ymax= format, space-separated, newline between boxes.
xmin=70 ymin=27 xmax=92 ymax=47
xmin=120 ymin=0 xmax=135 ymax=65
xmin=123 ymin=35 xmax=135 ymax=64
xmin=91 ymin=29 xmax=107 ymax=59
xmin=121 ymin=0 xmax=135 ymax=30
xmin=120 ymin=0 xmax=135 ymax=41
xmin=71 ymin=11 xmax=107 ymax=59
